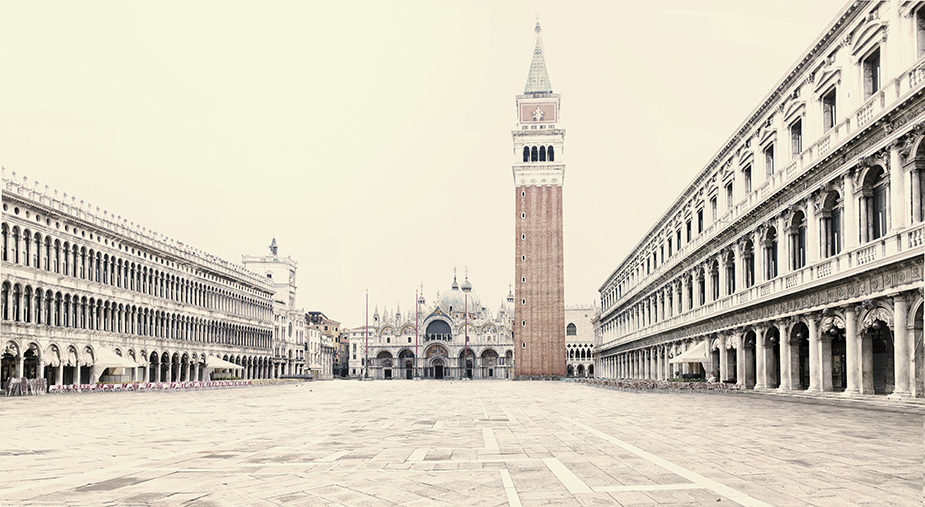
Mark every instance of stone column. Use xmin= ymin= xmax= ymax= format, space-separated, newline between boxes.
xmin=805 ymin=196 xmax=818 ymax=265
xmin=15 ymin=355 xmax=23 ymax=378
xmin=717 ymin=256 xmax=726 ymax=300
xmin=843 ymin=170 xmax=858 ymax=249
xmin=755 ymin=327 xmax=768 ymax=389
xmin=753 ymin=229 xmax=764 ymax=284
xmin=890 ymin=294 xmax=911 ymax=398
xmin=719 ymin=335 xmax=728 ymax=381
xmin=735 ymin=330 xmax=746 ymax=389
xmin=681 ymin=275 xmax=690 ymax=312
xmin=890 ymin=143 xmax=907 ymax=231
xmin=911 ymin=169 xmax=922 ymax=223
xmin=820 ymin=330 xmax=833 ymax=392
xmin=777 ymin=213 xmax=789 ymax=276
xmin=844 ymin=305 xmax=860 ymax=396
xmin=807 ymin=313 xmax=821 ymax=393
xmin=859 ymin=190 xmax=870 ymax=244
xmin=57 ymin=362 xmax=64 ymax=387
xmin=861 ymin=326 xmax=874 ymax=394
xmin=778 ymin=322 xmax=794 ymax=391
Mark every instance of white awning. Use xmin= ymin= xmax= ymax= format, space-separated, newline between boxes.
xmin=668 ymin=342 xmax=708 ymax=364
xmin=206 ymin=356 xmax=242 ymax=370
xmin=95 ymin=348 xmax=139 ymax=370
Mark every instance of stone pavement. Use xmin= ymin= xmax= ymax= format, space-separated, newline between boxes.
xmin=0 ymin=380 xmax=921 ymax=506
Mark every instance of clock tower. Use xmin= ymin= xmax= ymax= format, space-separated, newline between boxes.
xmin=512 ymin=21 xmax=566 ymax=379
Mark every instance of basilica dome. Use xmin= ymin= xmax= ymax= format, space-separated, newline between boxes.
xmin=440 ymin=276 xmax=482 ymax=315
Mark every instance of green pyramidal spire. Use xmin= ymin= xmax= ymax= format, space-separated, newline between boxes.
xmin=524 ymin=21 xmax=553 ymax=94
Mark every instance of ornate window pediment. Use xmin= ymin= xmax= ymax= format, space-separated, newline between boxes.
xmin=759 ymin=128 xmax=777 ymax=149
xmin=850 ymin=20 xmax=887 ymax=62
xmin=782 ymin=98 xmax=806 ymax=125
xmin=814 ymin=66 xmax=842 ymax=97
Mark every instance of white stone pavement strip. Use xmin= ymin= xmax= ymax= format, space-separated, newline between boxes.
xmin=542 ymin=457 xmax=593 ymax=494
xmin=0 ymin=381 xmax=921 ymax=506
xmin=570 ymin=419 xmax=772 ymax=507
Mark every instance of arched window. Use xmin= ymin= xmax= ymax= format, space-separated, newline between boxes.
xmin=539 ymin=146 xmax=546 ymax=162
xmin=724 ymin=251 xmax=736 ymax=295
xmin=710 ymin=261 xmax=719 ymax=301
xmin=566 ymin=323 xmax=577 ymax=336
xmin=548 ymin=145 xmax=554 ymax=162
xmin=1 ymin=282 xmax=9 ymax=320
xmin=821 ymin=191 xmax=842 ymax=257
xmin=531 ymin=146 xmax=538 ymax=162
xmin=860 ymin=167 xmax=888 ymax=242
xmin=789 ymin=210 xmax=806 ymax=269
xmin=523 ymin=146 xmax=529 ymax=162
xmin=742 ymin=240 xmax=755 ymax=288
xmin=1 ymin=223 xmax=7 ymax=262
xmin=764 ymin=227 xmax=778 ymax=280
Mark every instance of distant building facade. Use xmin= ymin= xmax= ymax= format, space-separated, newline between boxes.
xmin=356 ymin=274 xmax=515 ymax=380
xmin=242 ymin=239 xmax=306 ymax=377
xmin=596 ymin=1 xmax=924 ymax=398
xmin=2 ymin=169 xmax=276 ymax=387
xmin=566 ymin=304 xmax=597 ymax=378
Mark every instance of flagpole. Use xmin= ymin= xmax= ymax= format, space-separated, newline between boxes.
xmin=415 ymin=288 xmax=419 ymax=379
xmin=365 ymin=289 xmax=369 ymax=380
xmin=465 ymin=291 xmax=468 ymax=379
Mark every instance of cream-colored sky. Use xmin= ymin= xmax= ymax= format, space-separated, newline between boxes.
xmin=1 ymin=0 xmax=847 ymax=327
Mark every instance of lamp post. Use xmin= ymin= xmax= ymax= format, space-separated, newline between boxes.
xmin=364 ymin=290 xmax=369 ymax=380
xmin=415 ymin=288 xmax=420 ymax=379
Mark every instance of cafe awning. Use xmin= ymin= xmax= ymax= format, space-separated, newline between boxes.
xmin=206 ymin=356 xmax=242 ymax=370
xmin=668 ymin=342 xmax=707 ymax=364
xmin=95 ymin=348 xmax=139 ymax=370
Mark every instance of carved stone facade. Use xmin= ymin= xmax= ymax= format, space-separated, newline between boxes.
xmin=1 ymin=169 xmax=278 ymax=387
xmin=596 ymin=1 xmax=925 ymax=398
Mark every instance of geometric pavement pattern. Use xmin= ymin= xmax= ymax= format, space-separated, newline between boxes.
xmin=0 ymin=380 xmax=921 ymax=506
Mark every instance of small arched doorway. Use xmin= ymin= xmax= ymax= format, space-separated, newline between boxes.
xmin=433 ymin=359 xmax=445 ymax=380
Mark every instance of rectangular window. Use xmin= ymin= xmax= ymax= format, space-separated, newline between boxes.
xmin=667 ymin=239 xmax=672 ymax=257
xmin=790 ymin=119 xmax=802 ymax=157
xmin=697 ymin=209 xmax=704 ymax=233
xmin=743 ymin=166 xmax=752 ymax=194
xmin=863 ymin=48 xmax=881 ymax=98
xmin=676 ymin=229 xmax=682 ymax=248
xmin=726 ymin=182 xmax=734 ymax=210
xmin=686 ymin=220 xmax=692 ymax=242
xmin=822 ymin=89 xmax=836 ymax=131
xmin=764 ymin=145 xmax=775 ymax=176
xmin=710 ymin=197 xmax=717 ymax=223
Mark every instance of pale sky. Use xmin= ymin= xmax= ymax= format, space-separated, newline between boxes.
xmin=1 ymin=0 xmax=848 ymax=328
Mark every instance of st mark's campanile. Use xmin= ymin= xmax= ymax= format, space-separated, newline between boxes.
xmin=513 ymin=21 xmax=566 ymax=378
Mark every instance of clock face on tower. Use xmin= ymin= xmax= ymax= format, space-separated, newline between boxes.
xmin=521 ymin=102 xmax=557 ymax=123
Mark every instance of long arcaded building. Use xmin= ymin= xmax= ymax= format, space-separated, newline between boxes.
xmin=595 ymin=1 xmax=924 ymax=398
xmin=1 ymin=168 xmax=283 ymax=387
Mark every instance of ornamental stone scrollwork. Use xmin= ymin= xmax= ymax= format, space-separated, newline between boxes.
xmin=812 ymin=190 xmax=826 ymax=214
xmin=841 ymin=33 xmax=853 ymax=48
xmin=2 ymin=343 xmax=19 ymax=357
xmin=861 ymin=305 xmax=893 ymax=330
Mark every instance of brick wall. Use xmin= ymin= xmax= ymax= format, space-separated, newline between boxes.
xmin=514 ymin=184 xmax=566 ymax=376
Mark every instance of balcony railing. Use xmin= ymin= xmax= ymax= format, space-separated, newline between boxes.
xmin=599 ymin=222 xmax=923 ymax=350
xmin=601 ymin=54 xmax=925 ymax=321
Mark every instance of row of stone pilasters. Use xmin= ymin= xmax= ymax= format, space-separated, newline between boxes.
xmin=597 ymin=290 xmax=923 ymax=398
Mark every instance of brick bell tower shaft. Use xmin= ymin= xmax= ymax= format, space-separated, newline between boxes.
xmin=512 ymin=20 xmax=566 ymax=378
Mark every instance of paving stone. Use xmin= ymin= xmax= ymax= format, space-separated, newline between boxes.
xmin=0 ymin=381 xmax=921 ymax=506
